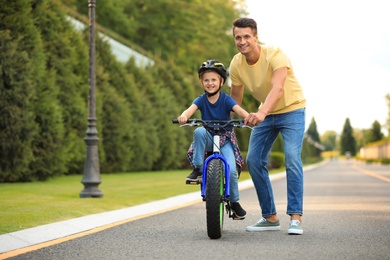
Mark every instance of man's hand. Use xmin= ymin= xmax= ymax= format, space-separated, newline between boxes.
xmin=244 ymin=111 xmax=266 ymax=126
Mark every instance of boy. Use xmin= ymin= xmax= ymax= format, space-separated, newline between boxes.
xmin=177 ymin=60 xmax=249 ymax=219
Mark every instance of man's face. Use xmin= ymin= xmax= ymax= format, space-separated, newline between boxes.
xmin=233 ymin=27 xmax=258 ymax=54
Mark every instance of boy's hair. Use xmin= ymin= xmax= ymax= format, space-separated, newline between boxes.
xmin=233 ymin=17 xmax=257 ymax=36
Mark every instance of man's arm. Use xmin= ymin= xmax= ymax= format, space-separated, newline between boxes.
xmin=245 ymin=67 xmax=287 ymax=126
xmin=230 ymin=84 xmax=245 ymax=106
xmin=230 ymin=84 xmax=245 ymax=118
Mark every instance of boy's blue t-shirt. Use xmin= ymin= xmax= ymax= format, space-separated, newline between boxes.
xmin=193 ymin=92 xmax=237 ymax=131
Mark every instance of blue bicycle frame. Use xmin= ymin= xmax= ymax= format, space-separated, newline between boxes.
xmin=172 ymin=118 xmax=249 ymax=201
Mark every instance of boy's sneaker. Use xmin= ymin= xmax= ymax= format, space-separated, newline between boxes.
xmin=230 ymin=202 xmax=246 ymax=220
xmin=246 ymin=218 xmax=281 ymax=232
xmin=288 ymin=220 xmax=303 ymax=235
xmin=185 ymin=168 xmax=202 ymax=184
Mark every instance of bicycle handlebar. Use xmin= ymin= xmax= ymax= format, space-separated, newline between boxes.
xmin=172 ymin=119 xmax=251 ymax=130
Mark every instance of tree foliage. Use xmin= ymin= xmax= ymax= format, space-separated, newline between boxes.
xmin=321 ymin=130 xmax=337 ymax=151
xmin=32 ymin=0 xmax=90 ymax=178
xmin=0 ymin=0 xmax=249 ymax=182
xmin=305 ymin=117 xmax=322 ymax=157
xmin=386 ymin=93 xmax=390 ymax=137
xmin=0 ymin=0 xmax=39 ymax=181
xmin=340 ymin=118 xmax=357 ymax=156
xmin=367 ymin=120 xmax=384 ymax=143
xmin=70 ymin=0 xmax=244 ymax=73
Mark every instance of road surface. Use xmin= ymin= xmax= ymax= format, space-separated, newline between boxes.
xmin=6 ymin=160 xmax=390 ymax=259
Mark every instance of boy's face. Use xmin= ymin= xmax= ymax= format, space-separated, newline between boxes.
xmin=200 ymin=71 xmax=223 ymax=93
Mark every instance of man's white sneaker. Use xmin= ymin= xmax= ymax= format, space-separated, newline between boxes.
xmin=288 ymin=220 xmax=303 ymax=235
xmin=246 ymin=218 xmax=280 ymax=232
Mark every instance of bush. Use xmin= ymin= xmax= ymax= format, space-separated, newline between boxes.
xmin=362 ymin=158 xmax=390 ymax=165
xmin=240 ymin=151 xmax=285 ymax=171
xmin=269 ymin=152 xmax=285 ymax=169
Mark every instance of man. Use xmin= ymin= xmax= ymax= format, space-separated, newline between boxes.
xmin=229 ymin=17 xmax=306 ymax=235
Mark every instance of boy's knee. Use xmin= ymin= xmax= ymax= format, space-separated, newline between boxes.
xmin=194 ymin=127 xmax=206 ymax=137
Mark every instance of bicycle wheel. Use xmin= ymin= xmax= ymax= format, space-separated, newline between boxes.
xmin=205 ymin=158 xmax=224 ymax=239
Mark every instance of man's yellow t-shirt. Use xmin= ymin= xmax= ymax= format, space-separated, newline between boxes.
xmin=229 ymin=45 xmax=306 ymax=114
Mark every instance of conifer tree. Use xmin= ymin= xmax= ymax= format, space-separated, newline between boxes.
xmin=340 ymin=118 xmax=357 ymax=156
xmin=306 ymin=117 xmax=322 ymax=157
xmin=94 ymin=38 xmax=135 ymax=172
xmin=0 ymin=0 xmax=40 ymax=181
xmin=34 ymin=0 xmax=89 ymax=175
xmin=368 ymin=120 xmax=384 ymax=143
xmin=28 ymin=0 xmax=70 ymax=180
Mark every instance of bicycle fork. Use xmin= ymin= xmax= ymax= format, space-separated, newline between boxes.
xmin=201 ymin=134 xmax=230 ymax=202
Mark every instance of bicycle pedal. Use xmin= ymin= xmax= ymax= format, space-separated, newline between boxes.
xmin=186 ymin=179 xmax=201 ymax=185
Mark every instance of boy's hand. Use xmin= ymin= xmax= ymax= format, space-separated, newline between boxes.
xmin=177 ymin=116 xmax=188 ymax=124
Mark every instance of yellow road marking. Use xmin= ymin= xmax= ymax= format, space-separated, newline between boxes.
xmin=352 ymin=165 xmax=390 ymax=183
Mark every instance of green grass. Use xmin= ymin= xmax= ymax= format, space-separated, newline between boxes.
xmin=0 ymin=170 xmax=257 ymax=234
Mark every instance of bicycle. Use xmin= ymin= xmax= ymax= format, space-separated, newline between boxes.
xmin=172 ymin=119 xmax=251 ymax=239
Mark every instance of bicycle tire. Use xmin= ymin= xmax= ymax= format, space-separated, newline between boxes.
xmin=205 ymin=159 xmax=224 ymax=239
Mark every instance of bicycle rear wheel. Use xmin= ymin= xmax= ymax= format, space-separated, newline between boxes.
xmin=205 ymin=159 xmax=224 ymax=239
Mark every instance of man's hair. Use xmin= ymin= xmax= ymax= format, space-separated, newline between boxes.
xmin=232 ymin=17 xmax=257 ymax=36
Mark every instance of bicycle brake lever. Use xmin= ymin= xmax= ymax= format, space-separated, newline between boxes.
xmin=242 ymin=125 xmax=253 ymax=130
xmin=180 ymin=122 xmax=200 ymax=127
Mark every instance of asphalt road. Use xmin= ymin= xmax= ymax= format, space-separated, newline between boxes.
xmin=8 ymin=160 xmax=390 ymax=260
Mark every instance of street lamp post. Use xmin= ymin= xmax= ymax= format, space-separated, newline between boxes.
xmin=80 ymin=0 xmax=103 ymax=198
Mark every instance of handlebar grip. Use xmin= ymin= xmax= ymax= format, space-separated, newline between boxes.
xmin=172 ymin=119 xmax=197 ymax=124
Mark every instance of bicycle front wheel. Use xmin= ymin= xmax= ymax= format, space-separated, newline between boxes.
xmin=205 ymin=158 xmax=224 ymax=239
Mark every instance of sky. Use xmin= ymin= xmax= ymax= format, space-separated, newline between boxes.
xmin=244 ymin=0 xmax=390 ymax=135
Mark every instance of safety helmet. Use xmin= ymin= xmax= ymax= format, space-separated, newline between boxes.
xmin=198 ymin=60 xmax=227 ymax=84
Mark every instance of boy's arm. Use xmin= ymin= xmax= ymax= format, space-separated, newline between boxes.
xmin=232 ymin=104 xmax=249 ymax=119
xmin=177 ymin=104 xmax=198 ymax=124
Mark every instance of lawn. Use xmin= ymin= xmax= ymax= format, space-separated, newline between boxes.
xmin=0 ymin=170 xmax=254 ymax=234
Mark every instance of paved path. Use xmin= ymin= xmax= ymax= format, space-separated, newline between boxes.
xmin=1 ymin=165 xmax=291 ymax=257
xmin=1 ymin=160 xmax=389 ymax=259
